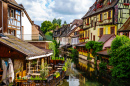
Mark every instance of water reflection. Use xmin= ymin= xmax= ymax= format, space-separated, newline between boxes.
xmin=59 ymin=58 xmax=130 ymax=86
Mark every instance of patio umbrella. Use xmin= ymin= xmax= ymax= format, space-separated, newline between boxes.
xmin=7 ymin=58 xmax=14 ymax=83
xmin=2 ymin=60 xmax=7 ymax=84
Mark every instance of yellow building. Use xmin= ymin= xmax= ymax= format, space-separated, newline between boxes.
xmin=77 ymin=0 xmax=130 ymax=64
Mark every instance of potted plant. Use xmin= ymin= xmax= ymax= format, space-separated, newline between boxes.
xmin=53 ymin=74 xmax=56 ymax=79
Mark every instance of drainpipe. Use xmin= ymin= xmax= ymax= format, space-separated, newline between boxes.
xmin=2 ymin=1 xmax=3 ymax=34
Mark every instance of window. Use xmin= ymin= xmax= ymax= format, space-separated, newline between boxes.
xmin=87 ymin=18 xmax=89 ymax=24
xmin=74 ymin=31 xmax=79 ymax=35
xmin=93 ymin=35 xmax=95 ymax=41
xmin=111 ymin=27 xmax=115 ymax=34
xmin=109 ymin=0 xmax=112 ymax=3
xmin=10 ymin=9 xmax=14 ymax=18
xmin=100 ymin=14 xmax=102 ymax=21
xmin=100 ymin=28 xmax=103 ymax=36
xmin=91 ymin=20 xmax=93 ymax=27
xmin=88 ymin=30 xmax=90 ymax=38
xmin=85 ymin=31 xmax=87 ymax=37
xmin=108 ymin=11 xmax=111 ymax=18
xmin=124 ymin=0 xmax=129 ymax=3
xmin=91 ymin=33 xmax=92 ymax=40
xmin=123 ymin=32 xmax=129 ymax=37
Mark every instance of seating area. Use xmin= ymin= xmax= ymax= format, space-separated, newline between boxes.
xmin=15 ymin=61 xmax=66 ymax=86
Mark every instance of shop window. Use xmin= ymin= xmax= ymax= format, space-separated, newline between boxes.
xmin=111 ymin=27 xmax=115 ymax=34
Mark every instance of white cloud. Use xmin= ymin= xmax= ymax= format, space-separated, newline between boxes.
xmin=15 ymin=0 xmax=95 ymax=26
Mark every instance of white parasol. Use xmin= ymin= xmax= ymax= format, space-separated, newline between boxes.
xmin=2 ymin=60 xmax=7 ymax=84
xmin=7 ymin=58 xmax=14 ymax=83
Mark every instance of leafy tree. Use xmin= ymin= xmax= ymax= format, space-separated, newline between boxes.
xmin=49 ymin=40 xmax=60 ymax=59
xmin=57 ymin=19 xmax=62 ymax=26
xmin=40 ymin=62 xmax=49 ymax=80
xmin=52 ymin=18 xmax=57 ymax=25
xmin=41 ymin=21 xmax=53 ymax=34
xmin=52 ymin=23 xmax=59 ymax=30
xmin=64 ymin=21 xmax=67 ymax=25
xmin=109 ymin=35 xmax=130 ymax=78
xmin=70 ymin=48 xmax=79 ymax=65
xmin=85 ymin=41 xmax=103 ymax=57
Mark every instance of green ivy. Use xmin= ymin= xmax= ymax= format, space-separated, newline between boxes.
xmin=109 ymin=35 xmax=130 ymax=78
xmin=85 ymin=41 xmax=103 ymax=57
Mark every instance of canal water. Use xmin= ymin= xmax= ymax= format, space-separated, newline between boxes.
xmin=58 ymin=58 xmax=130 ymax=86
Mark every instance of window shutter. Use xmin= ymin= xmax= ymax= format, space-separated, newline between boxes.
xmin=103 ymin=28 xmax=106 ymax=35
xmin=86 ymin=31 xmax=87 ymax=37
xmin=115 ymin=26 xmax=117 ymax=35
xmin=103 ymin=13 xmax=104 ymax=20
xmin=107 ymin=12 xmax=108 ymax=19
xmin=108 ymin=27 xmax=110 ymax=34
xmin=98 ymin=28 xmax=100 ymax=36
xmin=111 ymin=10 xmax=113 ymax=19
xmin=84 ymin=31 xmax=85 ymax=38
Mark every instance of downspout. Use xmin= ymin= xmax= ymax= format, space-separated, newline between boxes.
xmin=2 ymin=0 xmax=3 ymax=34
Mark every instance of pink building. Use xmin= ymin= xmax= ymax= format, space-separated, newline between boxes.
xmin=98 ymin=34 xmax=116 ymax=50
xmin=118 ymin=17 xmax=130 ymax=38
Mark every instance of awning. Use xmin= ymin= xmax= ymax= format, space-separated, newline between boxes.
xmin=27 ymin=53 xmax=53 ymax=60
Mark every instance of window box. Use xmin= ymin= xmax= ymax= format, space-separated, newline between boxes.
xmin=108 ymin=17 xmax=111 ymax=20
xmin=87 ymin=37 xmax=89 ymax=39
xmin=93 ymin=9 xmax=96 ymax=11
xmin=123 ymin=3 xmax=129 ymax=6
xmin=99 ymin=5 xmax=103 ymax=8
xmin=86 ymin=23 xmax=89 ymax=25
xmin=99 ymin=20 xmax=103 ymax=22
xmin=107 ymin=2 xmax=111 ymax=5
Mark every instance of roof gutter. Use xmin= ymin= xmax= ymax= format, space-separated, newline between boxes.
xmin=26 ymin=53 xmax=53 ymax=60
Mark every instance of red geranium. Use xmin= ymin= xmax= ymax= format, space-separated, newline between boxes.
xmin=123 ymin=3 xmax=129 ymax=6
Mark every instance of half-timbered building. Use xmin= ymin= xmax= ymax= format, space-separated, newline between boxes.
xmin=0 ymin=0 xmax=24 ymax=38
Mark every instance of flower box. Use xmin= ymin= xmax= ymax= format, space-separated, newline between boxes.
xmin=99 ymin=5 xmax=103 ymax=8
xmin=123 ymin=3 xmax=129 ymax=6
xmin=93 ymin=9 xmax=96 ymax=11
xmin=86 ymin=23 xmax=89 ymax=25
xmin=107 ymin=2 xmax=111 ymax=5
xmin=108 ymin=17 xmax=111 ymax=20
xmin=87 ymin=37 xmax=89 ymax=39
xmin=99 ymin=20 xmax=103 ymax=22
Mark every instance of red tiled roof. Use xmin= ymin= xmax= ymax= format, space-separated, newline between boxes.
xmin=98 ymin=34 xmax=115 ymax=43
xmin=82 ymin=0 xmax=118 ymax=19
xmin=97 ymin=49 xmax=109 ymax=56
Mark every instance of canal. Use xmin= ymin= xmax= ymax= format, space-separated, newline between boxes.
xmin=58 ymin=58 xmax=130 ymax=86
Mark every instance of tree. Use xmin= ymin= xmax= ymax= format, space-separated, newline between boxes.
xmin=85 ymin=41 xmax=103 ymax=57
xmin=57 ymin=19 xmax=62 ymax=26
xmin=52 ymin=18 xmax=57 ymax=25
xmin=64 ymin=21 xmax=67 ymax=25
xmin=70 ymin=48 xmax=79 ymax=65
xmin=41 ymin=21 xmax=53 ymax=34
xmin=49 ymin=40 xmax=60 ymax=59
xmin=52 ymin=23 xmax=59 ymax=30
xmin=40 ymin=62 xmax=49 ymax=80
xmin=109 ymin=35 xmax=130 ymax=78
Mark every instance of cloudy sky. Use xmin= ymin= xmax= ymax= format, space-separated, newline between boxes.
xmin=16 ymin=0 xmax=95 ymax=26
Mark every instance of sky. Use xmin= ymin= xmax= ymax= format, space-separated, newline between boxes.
xmin=16 ymin=0 xmax=95 ymax=26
